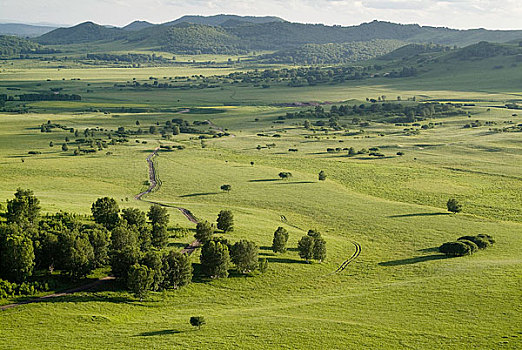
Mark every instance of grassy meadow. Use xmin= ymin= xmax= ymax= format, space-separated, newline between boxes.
xmin=0 ymin=59 xmax=521 ymax=349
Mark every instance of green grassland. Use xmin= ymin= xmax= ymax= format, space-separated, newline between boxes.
xmin=0 ymin=56 xmax=521 ymax=349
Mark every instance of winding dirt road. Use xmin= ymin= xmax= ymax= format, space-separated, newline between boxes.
xmin=135 ymin=147 xmax=201 ymax=254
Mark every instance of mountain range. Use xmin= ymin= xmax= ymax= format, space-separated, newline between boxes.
xmin=2 ymin=15 xmax=522 ymax=56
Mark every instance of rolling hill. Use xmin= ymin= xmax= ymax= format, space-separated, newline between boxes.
xmin=31 ymin=17 xmax=522 ymax=55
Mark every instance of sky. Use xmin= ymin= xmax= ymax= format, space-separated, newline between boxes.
xmin=1 ymin=0 xmax=521 ymax=30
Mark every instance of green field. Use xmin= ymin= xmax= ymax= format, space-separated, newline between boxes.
xmin=0 ymin=56 xmax=521 ymax=349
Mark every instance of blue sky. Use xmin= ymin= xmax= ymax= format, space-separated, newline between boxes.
xmin=1 ymin=0 xmax=521 ymax=30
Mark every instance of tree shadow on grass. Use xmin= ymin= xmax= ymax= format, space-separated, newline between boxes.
xmin=136 ymin=330 xmax=181 ymax=337
xmin=248 ymin=179 xmax=279 ymax=182
xmin=388 ymin=212 xmax=450 ymax=218
xmin=276 ymin=181 xmax=315 ymax=185
xmin=378 ymin=254 xmax=450 ymax=266
xmin=179 ymin=192 xmax=219 ymax=198
xmin=418 ymin=247 xmax=440 ymax=253
xmin=266 ymin=257 xmax=306 ymax=264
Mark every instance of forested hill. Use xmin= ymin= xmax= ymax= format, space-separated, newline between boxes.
xmin=261 ymin=40 xmax=406 ymax=64
xmin=0 ymin=35 xmax=59 ymax=56
xmin=33 ymin=17 xmax=522 ymax=54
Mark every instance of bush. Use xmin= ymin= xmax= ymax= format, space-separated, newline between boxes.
xmin=439 ymin=241 xmax=472 ymax=257
xmin=458 ymin=239 xmax=479 ymax=254
xmin=458 ymin=235 xmax=495 ymax=249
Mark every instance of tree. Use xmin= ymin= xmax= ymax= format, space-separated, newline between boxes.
xmin=172 ymin=125 xmax=180 ymax=135
xmin=318 ymin=170 xmax=327 ymax=181
xmin=91 ymin=197 xmax=119 ymax=229
xmin=278 ymin=172 xmax=292 ymax=180
xmin=216 ymin=210 xmax=234 ymax=232
xmin=304 ymin=120 xmax=311 ymax=129
xmin=297 ymin=235 xmax=315 ymax=262
xmin=6 ymin=188 xmax=41 ymax=226
xmin=0 ymin=234 xmax=35 ymax=282
xmin=195 ymin=221 xmax=213 ymax=244
xmin=312 ymin=236 xmax=327 ymax=262
xmin=220 ymin=184 xmax=232 ymax=193
xmin=230 ymin=240 xmax=258 ymax=274
xmin=127 ymin=263 xmax=154 ymax=300
xmin=190 ymin=316 xmax=206 ymax=330
xmin=49 ymin=141 xmax=54 ymax=147
xmin=447 ymin=198 xmax=462 ymax=213
xmin=250 ymin=161 xmax=254 ymax=166
xmin=272 ymin=227 xmax=289 ymax=253
xmin=141 ymin=249 xmax=164 ymax=291
xmin=62 ymin=143 xmax=68 ymax=151
xmin=110 ymin=245 xmax=140 ymax=281
xmin=200 ymin=241 xmax=230 ymax=278
xmin=162 ymin=250 xmax=192 ymax=289
xmin=148 ymin=205 xmax=169 ymax=227
xmin=348 ymin=147 xmax=356 ymax=156
xmin=59 ymin=231 xmax=95 ymax=279
xmin=121 ymin=208 xmax=147 ymax=228
xmin=151 ymin=223 xmax=168 ymax=249
xmin=86 ymin=226 xmax=110 ymax=268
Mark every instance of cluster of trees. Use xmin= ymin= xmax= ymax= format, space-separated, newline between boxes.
xmin=86 ymin=53 xmax=169 ymax=63
xmin=282 ymin=102 xmax=464 ymax=126
xmin=0 ymin=190 xmax=193 ymax=300
xmin=17 ymin=93 xmax=81 ymax=102
xmin=194 ymin=211 xmax=262 ymax=278
xmin=297 ymin=230 xmax=327 ymax=262
xmin=439 ymin=234 xmax=495 ymax=257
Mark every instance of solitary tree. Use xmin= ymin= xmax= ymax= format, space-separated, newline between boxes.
xmin=195 ymin=221 xmax=213 ymax=244
xmin=62 ymin=143 xmax=68 ymax=151
xmin=447 ymin=198 xmax=462 ymax=214
xmin=272 ymin=227 xmax=289 ymax=253
xmin=217 ymin=210 xmax=234 ymax=232
xmin=91 ymin=197 xmax=120 ymax=229
xmin=220 ymin=184 xmax=232 ymax=193
xmin=230 ymin=240 xmax=258 ymax=274
xmin=200 ymin=241 xmax=230 ymax=278
xmin=127 ymin=263 xmax=154 ymax=300
xmin=278 ymin=172 xmax=292 ymax=180
xmin=318 ymin=170 xmax=327 ymax=181
xmin=190 ymin=316 xmax=206 ymax=330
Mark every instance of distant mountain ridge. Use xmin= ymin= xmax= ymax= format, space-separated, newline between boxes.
xmin=0 ymin=23 xmax=57 ymax=37
xmin=31 ymin=16 xmax=522 ymax=54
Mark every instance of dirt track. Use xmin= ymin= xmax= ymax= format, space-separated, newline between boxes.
xmin=136 ymin=147 xmax=201 ymax=254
